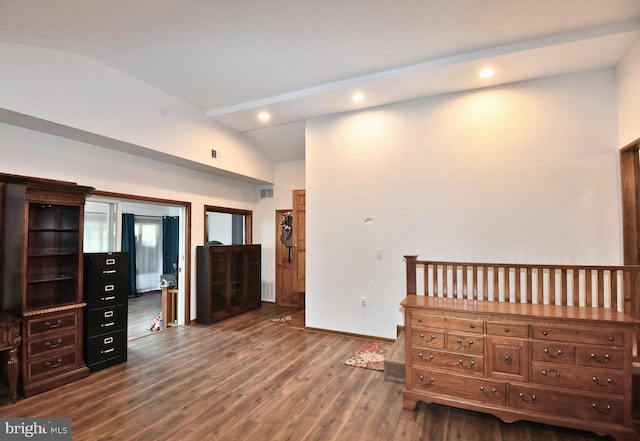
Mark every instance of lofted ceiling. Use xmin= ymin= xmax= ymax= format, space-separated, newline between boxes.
xmin=0 ymin=0 xmax=639 ymax=162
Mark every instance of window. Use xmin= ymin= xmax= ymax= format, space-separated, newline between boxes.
xmin=84 ymin=200 xmax=117 ymax=252
xmin=134 ymin=216 xmax=163 ymax=292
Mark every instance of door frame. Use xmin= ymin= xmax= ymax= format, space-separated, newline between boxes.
xmin=91 ymin=190 xmax=192 ymax=327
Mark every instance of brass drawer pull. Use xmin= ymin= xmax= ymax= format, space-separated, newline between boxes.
xmin=542 ymin=368 xmax=560 ymax=377
xmin=45 ymin=319 xmax=62 ymax=329
xmin=418 ymin=353 xmax=434 ymax=362
xmin=419 ymin=333 xmax=436 ymax=341
xmin=456 ymin=338 xmax=474 ymax=349
xmin=504 ymin=328 xmax=509 ymax=333
xmin=543 ymin=348 xmax=563 ymax=359
xmin=589 ymin=353 xmax=611 ymax=363
xmin=518 ymin=392 xmax=537 ymax=404
xmin=592 ymin=376 xmax=614 ymax=387
xmin=479 ymin=386 xmax=497 ymax=397
xmin=504 ymin=356 xmax=512 ymax=365
xmin=418 ymin=375 xmax=435 ymax=385
xmin=592 ymin=403 xmax=613 ymax=414
xmin=46 ymin=358 xmax=62 ymax=368
xmin=45 ymin=339 xmax=62 ymax=349
xmin=458 ymin=359 xmax=475 ymax=369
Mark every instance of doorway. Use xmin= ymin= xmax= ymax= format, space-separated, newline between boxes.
xmin=85 ymin=191 xmax=191 ymax=342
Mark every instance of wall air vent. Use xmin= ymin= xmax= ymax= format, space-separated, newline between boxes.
xmin=260 ymin=188 xmax=274 ymax=199
xmin=211 ymin=149 xmax=218 ymax=159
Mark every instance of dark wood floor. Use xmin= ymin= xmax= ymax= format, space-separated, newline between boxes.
xmin=0 ymin=304 xmax=637 ymax=440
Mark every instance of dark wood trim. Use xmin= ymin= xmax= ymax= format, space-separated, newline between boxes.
xmin=619 ymin=138 xmax=640 ymax=365
xmin=620 ymin=145 xmax=640 ymax=265
xmin=304 ymin=326 xmax=395 ymax=344
xmin=92 ymin=190 xmax=192 ymax=327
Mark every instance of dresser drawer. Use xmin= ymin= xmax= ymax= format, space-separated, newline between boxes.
xmin=575 ymin=345 xmax=625 ymax=370
xmin=509 ymin=384 xmax=625 ymax=424
xmin=531 ymin=325 xmax=625 ymax=347
xmin=487 ymin=337 xmax=529 ymax=382
xmin=26 ymin=330 xmax=79 ymax=358
xmin=26 ymin=310 xmax=79 ymax=337
xmin=86 ymin=304 xmax=127 ymax=337
xmin=411 ymin=313 xmax=483 ymax=334
xmin=410 ymin=347 xmax=484 ymax=376
xmin=410 ymin=330 xmax=445 ymax=349
xmin=409 ymin=367 xmax=506 ymax=406
xmin=531 ymin=362 xmax=626 ymax=394
xmin=26 ymin=350 xmax=82 ymax=380
xmin=486 ymin=321 xmax=528 ymax=338
xmin=531 ymin=341 xmax=575 ymax=365
xmin=445 ymin=333 xmax=484 ymax=355
xmin=86 ymin=330 xmax=127 ymax=363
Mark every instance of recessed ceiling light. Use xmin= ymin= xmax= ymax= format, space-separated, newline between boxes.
xmin=352 ymin=93 xmax=365 ymax=103
xmin=258 ymin=111 xmax=271 ymax=122
xmin=479 ymin=68 xmax=495 ymax=79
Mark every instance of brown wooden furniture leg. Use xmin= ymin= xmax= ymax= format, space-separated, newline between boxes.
xmin=7 ymin=347 xmax=18 ymax=403
xmin=403 ymin=398 xmax=417 ymax=410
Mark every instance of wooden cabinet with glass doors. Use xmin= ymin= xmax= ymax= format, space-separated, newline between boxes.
xmin=196 ymin=244 xmax=261 ymax=324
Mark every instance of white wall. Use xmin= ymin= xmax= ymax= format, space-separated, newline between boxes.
xmin=254 ymin=160 xmax=306 ymax=302
xmin=616 ymin=35 xmax=640 ymax=146
xmin=0 ymin=42 xmax=275 ymax=184
xmin=305 ymin=69 xmax=621 ymax=339
xmin=0 ymin=122 xmax=259 ymax=320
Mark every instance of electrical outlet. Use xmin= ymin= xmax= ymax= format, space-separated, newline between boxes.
xmin=361 ymin=296 xmax=366 ymax=306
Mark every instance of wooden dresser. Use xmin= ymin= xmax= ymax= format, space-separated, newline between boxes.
xmin=402 ymin=296 xmax=639 ymax=441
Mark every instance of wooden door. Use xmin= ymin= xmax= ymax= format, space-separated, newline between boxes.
xmin=292 ymin=190 xmax=306 ymax=297
xmin=275 ymin=209 xmax=297 ymax=307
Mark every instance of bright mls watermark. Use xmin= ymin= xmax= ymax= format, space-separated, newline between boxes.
xmin=0 ymin=418 xmax=71 ymax=440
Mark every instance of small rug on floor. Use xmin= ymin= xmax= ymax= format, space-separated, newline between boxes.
xmin=344 ymin=341 xmax=391 ymax=371
xmin=272 ymin=315 xmax=292 ymax=323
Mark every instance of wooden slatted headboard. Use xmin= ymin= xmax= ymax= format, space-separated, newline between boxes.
xmin=404 ymin=255 xmax=640 ymax=359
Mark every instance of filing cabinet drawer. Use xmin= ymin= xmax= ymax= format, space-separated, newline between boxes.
xmin=86 ymin=304 xmax=127 ymax=336
xmin=86 ymin=330 xmax=127 ymax=363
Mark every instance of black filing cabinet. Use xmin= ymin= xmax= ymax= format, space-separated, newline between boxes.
xmin=83 ymin=252 xmax=129 ymax=372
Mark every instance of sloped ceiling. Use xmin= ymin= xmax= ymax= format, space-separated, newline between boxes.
xmin=0 ymin=0 xmax=639 ymax=162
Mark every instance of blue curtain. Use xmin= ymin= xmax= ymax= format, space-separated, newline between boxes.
xmin=162 ymin=216 xmax=179 ymax=281
xmin=121 ymin=213 xmax=138 ymax=297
